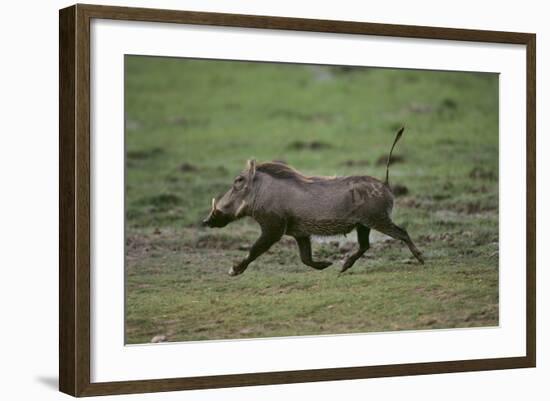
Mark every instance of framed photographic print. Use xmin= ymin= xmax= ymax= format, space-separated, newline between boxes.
xmin=59 ymin=4 xmax=536 ymax=397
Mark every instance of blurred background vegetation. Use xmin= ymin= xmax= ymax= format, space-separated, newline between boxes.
xmin=125 ymin=56 xmax=499 ymax=344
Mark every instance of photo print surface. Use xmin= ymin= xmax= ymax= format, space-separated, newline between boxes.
xmin=124 ymin=56 xmax=499 ymax=344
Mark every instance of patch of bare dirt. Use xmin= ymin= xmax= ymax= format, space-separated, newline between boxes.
xmin=469 ymin=167 xmax=497 ymax=180
xmin=127 ymin=147 xmax=165 ymax=161
xmin=418 ymin=232 xmax=456 ymax=244
xmin=391 ymin=184 xmax=409 ymax=197
xmin=194 ymin=233 xmax=246 ymax=250
xmin=464 ymin=308 xmax=497 ymax=323
xmin=179 ymin=162 xmax=198 ymax=172
xmin=397 ymin=196 xmax=435 ymax=209
xmin=126 ymin=228 xmax=189 ymax=259
xmin=449 ymin=200 xmax=497 ymax=214
xmin=341 ymin=159 xmax=370 ymax=167
xmin=126 ymin=234 xmax=153 ymax=259
xmin=440 ymin=98 xmax=458 ymax=110
xmin=376 ymin=154 xmax=405 ymax=166
xmin=287 ymin=140 xmax=333 ymax=151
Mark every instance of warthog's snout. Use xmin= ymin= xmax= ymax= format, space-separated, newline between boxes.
xmin=202 ymin=198 xmax=233 ymax=228
xmin=202 ymin=213 xmax=233 ymax=228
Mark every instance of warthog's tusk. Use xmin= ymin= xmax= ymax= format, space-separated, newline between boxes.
xmin=211 ymin=198 xmax=216 ymax=210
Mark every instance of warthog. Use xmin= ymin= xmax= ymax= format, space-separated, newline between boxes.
xmin=202 ymin=127 xmax=424 ymax=276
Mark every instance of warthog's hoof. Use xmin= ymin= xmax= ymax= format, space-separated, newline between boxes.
xmin=415 ymin=252 xmax=425 ymax=264
xmin=228 ymin=264 xmax=246 ymax=276
xmin=340 ymin=258 xmax=356 ymax=273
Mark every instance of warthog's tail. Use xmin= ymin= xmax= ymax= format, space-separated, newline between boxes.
xmin=384 ymin=126 xmax=405 ymax=186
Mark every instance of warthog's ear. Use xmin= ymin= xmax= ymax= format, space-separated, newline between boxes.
xmin=247 ymin=159 xmax=256 ymax=181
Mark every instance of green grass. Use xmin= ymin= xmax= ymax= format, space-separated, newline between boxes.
xmin=124 ymin=56 xmax=499 ymax=344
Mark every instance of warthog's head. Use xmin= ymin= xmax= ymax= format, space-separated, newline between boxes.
xmin=202 ymin=159 xmax=257 ymax=228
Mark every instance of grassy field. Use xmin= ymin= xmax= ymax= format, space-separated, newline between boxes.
xmin=124 ymin=56 xmax=499 ymax=344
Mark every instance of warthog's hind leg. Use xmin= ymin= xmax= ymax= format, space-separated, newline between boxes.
xmin=294 ymin=236 xmax=332 ymax=270
xmin=341 ymin=224 xmax=371 ymax=273
xmin=372 ymin=219 xmax=424 ymax=264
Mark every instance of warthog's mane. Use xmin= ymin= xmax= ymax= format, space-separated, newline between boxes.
xmin=256 ymin=162 xmax=331 ymax=183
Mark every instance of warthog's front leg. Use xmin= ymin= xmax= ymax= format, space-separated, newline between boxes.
xmin=294 ymin=236 xmax=332 ymax=270
xmin=229 ymin=222 xmax=285 ymax=276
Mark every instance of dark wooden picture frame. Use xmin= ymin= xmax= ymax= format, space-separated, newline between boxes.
xmin=59 ymin=3 xmax=536 ymax=397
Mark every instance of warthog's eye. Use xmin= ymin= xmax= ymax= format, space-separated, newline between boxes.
xmin=233 ymin=176 xmax=245 ymax=190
